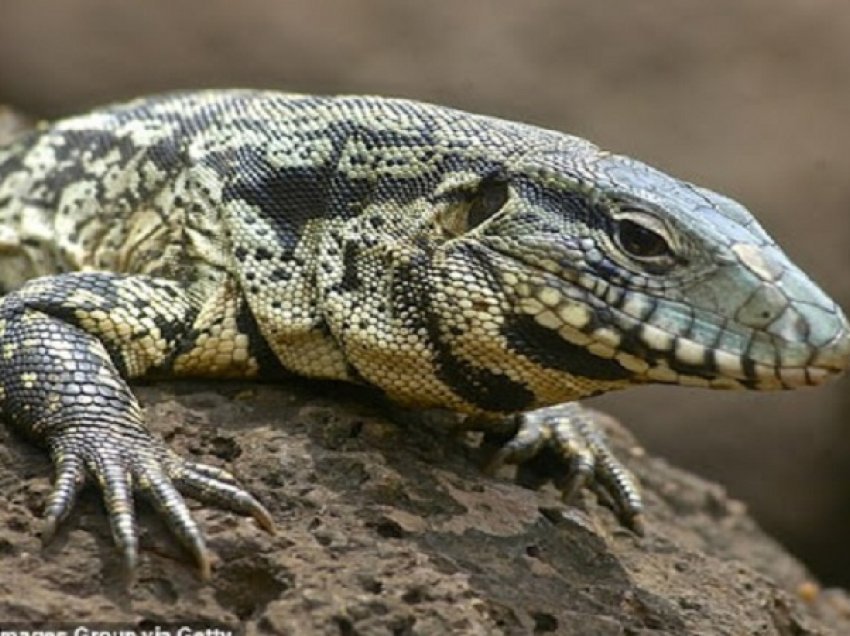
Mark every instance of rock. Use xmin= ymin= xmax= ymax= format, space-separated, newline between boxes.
xmin=1 ymin=379 xmax=848 ymax=635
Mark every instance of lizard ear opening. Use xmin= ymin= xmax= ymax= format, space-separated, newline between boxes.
xmin=437 ymin=174 xmax=510 ymax=237
xmin=466 ymin=175 xmax=510 ymax=230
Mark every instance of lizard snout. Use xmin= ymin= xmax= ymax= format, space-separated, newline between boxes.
xmin=808 ymin=318 xmax=850 ymax=379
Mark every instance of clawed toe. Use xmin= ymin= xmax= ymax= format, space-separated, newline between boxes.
xmin=173 ymin=463 xmax=275 ymax=534
xmin=481 ymin=403 xmax=644 ymax=532
xmin=41 ymin=452 xmax=86 ymax=545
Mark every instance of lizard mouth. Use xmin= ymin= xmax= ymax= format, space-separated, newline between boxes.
xmin=480 ymin=233 xmax=850 ymax=391
xmin=505 ymin=275 xmax=850 ymax=391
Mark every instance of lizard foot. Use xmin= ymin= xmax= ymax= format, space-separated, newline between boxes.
xmin=41 ymin=424 xmax=274 ymax=580
xmin=480 ymin=403 xmax=644 ymax=534
xmin=0 ymin=278 xmax=275 ymax=579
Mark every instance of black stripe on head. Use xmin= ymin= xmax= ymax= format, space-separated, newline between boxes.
xmin=503 ymin=313 xmax=632 ymax=381
xmin=391 ymin=248 xmax=536 ymax=414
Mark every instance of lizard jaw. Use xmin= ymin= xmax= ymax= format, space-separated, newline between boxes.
xmin=508 ymin=273 xmax=850 ymax=392
xmin=805 ymin=326 xmax=850 ymax=382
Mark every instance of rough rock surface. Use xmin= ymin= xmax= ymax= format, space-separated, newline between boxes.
xmin=1 ymin=379 xmax=849 ymax=635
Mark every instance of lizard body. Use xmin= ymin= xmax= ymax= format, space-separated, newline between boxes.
xmin=0 ymin=90 xmax=848 ymax=576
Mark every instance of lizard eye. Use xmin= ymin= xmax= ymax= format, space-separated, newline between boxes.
xmin=466 ymin=175 xmax=510 ymax=229
xmin=616 ymin=218 xmax=673 ymax=260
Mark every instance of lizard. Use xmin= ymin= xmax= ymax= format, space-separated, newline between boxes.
xmin=0 ymin=90 xmax=848 ymax=579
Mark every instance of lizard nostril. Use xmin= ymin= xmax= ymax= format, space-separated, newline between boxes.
xmin=735 ymin=284 xmax=787 ymax=331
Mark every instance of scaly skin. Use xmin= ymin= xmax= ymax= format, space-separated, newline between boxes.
xmin=0 ymin=90 xmax=848 ymax=576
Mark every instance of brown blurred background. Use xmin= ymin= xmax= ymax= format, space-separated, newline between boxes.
xmin=1 ymin=0 xmax=848 ymax=585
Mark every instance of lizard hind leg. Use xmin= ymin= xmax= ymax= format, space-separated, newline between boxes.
xmin=478 ymin=403 xmax=645 ymax=535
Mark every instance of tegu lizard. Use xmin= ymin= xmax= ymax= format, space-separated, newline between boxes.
xmin=0 ymin=90 xmax=847 ymax=577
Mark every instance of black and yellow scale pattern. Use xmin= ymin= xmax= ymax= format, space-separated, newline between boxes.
xmin=0 ymin=90 xmax=848 ymax=576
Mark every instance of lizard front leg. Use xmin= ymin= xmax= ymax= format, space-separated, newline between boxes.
xmin=0 ymin=272 xmax=273 ymax=578
xmin=474 ymin=403 xmax=644 ymax=533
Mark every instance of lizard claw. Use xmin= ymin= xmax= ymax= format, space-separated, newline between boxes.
xmin=172 ymin=458 xmax=276 ymax=534
xmin=482 ymin=403 xmax=644 ymax=534
xmin=41 ymin=453 xmax=86 ymax=545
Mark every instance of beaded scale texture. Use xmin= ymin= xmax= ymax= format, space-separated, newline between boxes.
xmin=0 ymin=90 xmax=848 ymax=576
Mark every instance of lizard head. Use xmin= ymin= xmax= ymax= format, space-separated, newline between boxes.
xmin=432 ymin=145 xmax=850 ymax=400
